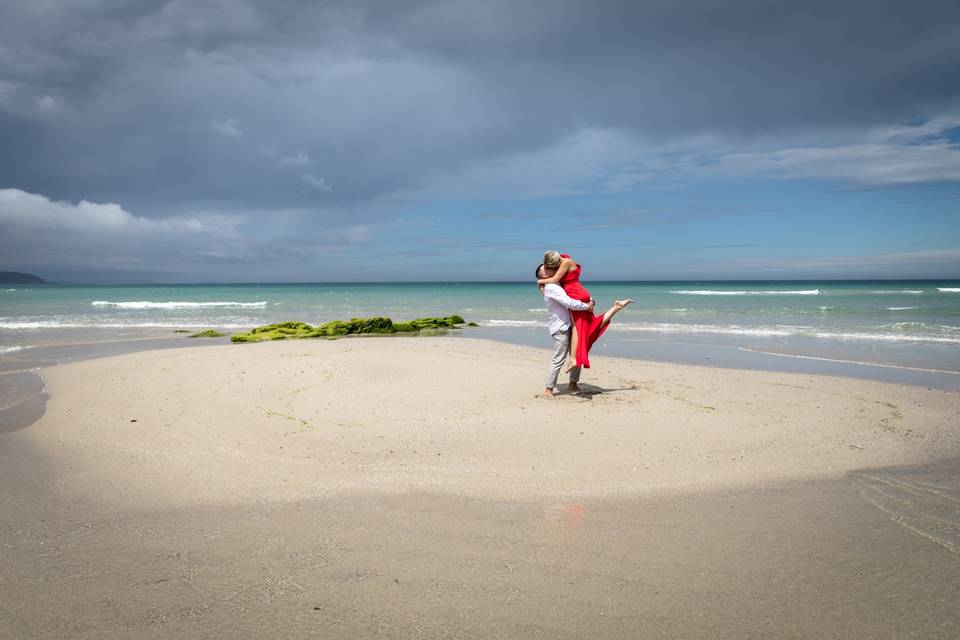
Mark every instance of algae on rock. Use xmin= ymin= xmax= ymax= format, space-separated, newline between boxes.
xmin=188 ymin=329 xmax=227 ymax=338
xmin=230 ymin=315 xmax=467 ymax=343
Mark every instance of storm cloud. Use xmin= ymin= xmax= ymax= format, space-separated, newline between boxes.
xmin=1 ymin=0 xmax=959 ymax=280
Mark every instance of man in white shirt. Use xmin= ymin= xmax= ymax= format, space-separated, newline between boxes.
xmin=537 ymin=263 xmax=594 ymax=397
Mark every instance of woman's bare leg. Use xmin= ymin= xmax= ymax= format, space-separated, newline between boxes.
xmin=564 ymin=323 xmax=580 ymax=373
xmin=600 ymin=299 xmax=634 ymax=328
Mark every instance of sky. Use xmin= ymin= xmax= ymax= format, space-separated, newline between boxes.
xmin=1 ymin=0 xmax=959 ymax=283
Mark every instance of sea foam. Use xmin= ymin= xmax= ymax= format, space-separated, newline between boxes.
xmin=671 ymin=289 xmax=820 ymax=296
xmin=0 ymin=321 xmax=251 ymax=329
xmin=0 ymin=345 xmax=29 ymax=355
xmin=938 ymin=288 xmax=960 ymax=293
xmin=92 ymin=300 xmax=268 ymax=309
xmin=869 ymin=290 xmax=924 ymax=294
xmin=608 ymin=322 xmax=960 ymax=344
xmin=486 ymin=319 xmax=540 ymax=326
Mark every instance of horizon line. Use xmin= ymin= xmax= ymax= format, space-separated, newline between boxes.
xmin=16 ymin=277 xmax=960 ymax=286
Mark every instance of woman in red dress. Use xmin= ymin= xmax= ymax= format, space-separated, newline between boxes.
xmin=537 ymin=250 xmax=633 ymax=369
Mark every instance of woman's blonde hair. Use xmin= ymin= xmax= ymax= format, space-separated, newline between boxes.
xmin=543 ymin=250 xmax=562 ymax=268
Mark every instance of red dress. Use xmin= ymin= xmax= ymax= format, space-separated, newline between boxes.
xmin=558 ymin=254 xmax=608 ymax=368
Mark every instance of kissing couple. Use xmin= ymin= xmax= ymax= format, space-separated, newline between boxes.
xmin=536 ymin=250 xmax=633 ymax=397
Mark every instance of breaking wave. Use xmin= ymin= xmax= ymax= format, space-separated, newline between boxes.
xmin=0 ymin=320 xmax=251 ymax=329
xmin=92 ymin=300 xmax=268 ymax=309
xmin=868 ymin=290 xmax=924 ymax=294
xmin=671 ymin=289 xmax=820 ymax=296
xmin=608 ymin=322 xmax=960 ymax=344
xmin=486 ymin=319 xmax=540 ymax=326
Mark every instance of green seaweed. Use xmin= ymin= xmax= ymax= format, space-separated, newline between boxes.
xmin=231 ymin=315 xmax=468 ymax=343
xmin=188 ymin=329 xmax=227 ymax=338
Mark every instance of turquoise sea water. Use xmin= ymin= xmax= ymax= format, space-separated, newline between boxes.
xmin=2 ymin=280 xmax=959 ymax=385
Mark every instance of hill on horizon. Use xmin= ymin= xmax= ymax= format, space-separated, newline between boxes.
xmin=0 ymin=271 xmax=46 ymax=284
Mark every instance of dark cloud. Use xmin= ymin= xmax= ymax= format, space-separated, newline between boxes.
xmin=2 ymin=0 xmax=958 ymax=210
xmin=0 ymin=1 xmax=958 ymax=280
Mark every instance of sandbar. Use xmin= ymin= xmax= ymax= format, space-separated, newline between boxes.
xmin=1 ymin=337 xmax=958 ymax=638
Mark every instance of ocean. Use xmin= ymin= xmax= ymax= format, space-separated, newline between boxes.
xmin=2 ymin=280 xmax=959 ymax=388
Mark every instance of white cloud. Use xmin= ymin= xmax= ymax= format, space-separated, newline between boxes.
xmin=0 ymin=188 xmax=380 ymax=281
xmin=302 ymin=174 xmax=332 ymax=191
xmin=280 ymin=150 xmax=310 ymax=166
xmin=734 ymin=248 xmax=960 ymax=270
xmin=0 ymin=188 xmax=249 ymax=280
xmin=390 ymin=114 xmax=960 ymax=202
xmin=709 ymin=141 xmax=960 ymax=185
xmin=698 ymin=115 xmax=960 ymax=185
xmin=37 ymin=95 xmax=57 ymax=111
xmin=602 ymin=171 xmax=653 ymax=192
xmin=0 ymin=188 xmax=220 ymax=233
xmin=566 ymin=115 xmax=960 ymax=193
xmin=397 ymin=127 xmax=644 ymax=201
xmin=0 ymin=188 xmax=144 ymax=230
xmin=211 ymin=117 xmax=243 ymax=138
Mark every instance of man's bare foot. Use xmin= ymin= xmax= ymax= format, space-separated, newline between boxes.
xmin=614 ymin=299 xmax=634 ymax=310
xmin=543 ymin=387 xmax=556 ymax=397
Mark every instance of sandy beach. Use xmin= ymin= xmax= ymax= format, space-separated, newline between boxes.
xmin=2 ymin=336 xmax=959 ymax=638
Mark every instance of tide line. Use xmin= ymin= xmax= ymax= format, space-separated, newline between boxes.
xmin=737 ymin=347 xmax=960 ymax=375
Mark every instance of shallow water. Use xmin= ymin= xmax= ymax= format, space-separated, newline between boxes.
xmin=0 ymin=371 xmax=47 ymax=435
xmin=2 ymin=280 xmax=959 ymax=345
xmin=2 ymin=280 xmax=959 ymax=388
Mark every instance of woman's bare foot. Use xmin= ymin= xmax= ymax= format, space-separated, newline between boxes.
xmin=568 ymin=382 xmax=581 ymax=393
xmin=600 ymin=299 xmax=634 ymax=328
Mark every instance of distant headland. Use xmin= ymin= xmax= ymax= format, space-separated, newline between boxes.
xmin=0 ymin=272 xmax=46 ymax=284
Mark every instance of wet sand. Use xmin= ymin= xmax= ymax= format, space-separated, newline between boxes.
xmin=3 ymin=472 xmax=959 ymax=639
xmin=1 ymin=337 xmax=959 ymax=638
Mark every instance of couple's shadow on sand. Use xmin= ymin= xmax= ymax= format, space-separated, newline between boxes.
xmin=551 ymin=383 xmax=640 ymax=399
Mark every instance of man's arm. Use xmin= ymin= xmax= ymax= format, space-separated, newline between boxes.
xmin=544 ymin=284 xmax=592 ymax=311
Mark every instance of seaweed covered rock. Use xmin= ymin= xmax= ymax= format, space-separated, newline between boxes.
xmin=188 ymin=329 xmax=227 ymax=338
xmin=232 ymin=321 xmax=317 ymax=342
xmin=231 ymin=315 xmax=467 ymax=343
xmin=393 ymin=316 xmax=463 ymax=332
xmin=317 ymin=320 xmax=351 ymax=336
xmin=349 ymin=316 xmax=395 ymax=334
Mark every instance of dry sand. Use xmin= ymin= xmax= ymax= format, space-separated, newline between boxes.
xmin=2 ymin=337 xmax=959 ymax=638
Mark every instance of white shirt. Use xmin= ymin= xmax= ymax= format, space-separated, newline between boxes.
xmin=543 ymin=283 xmax=590 ymax=335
